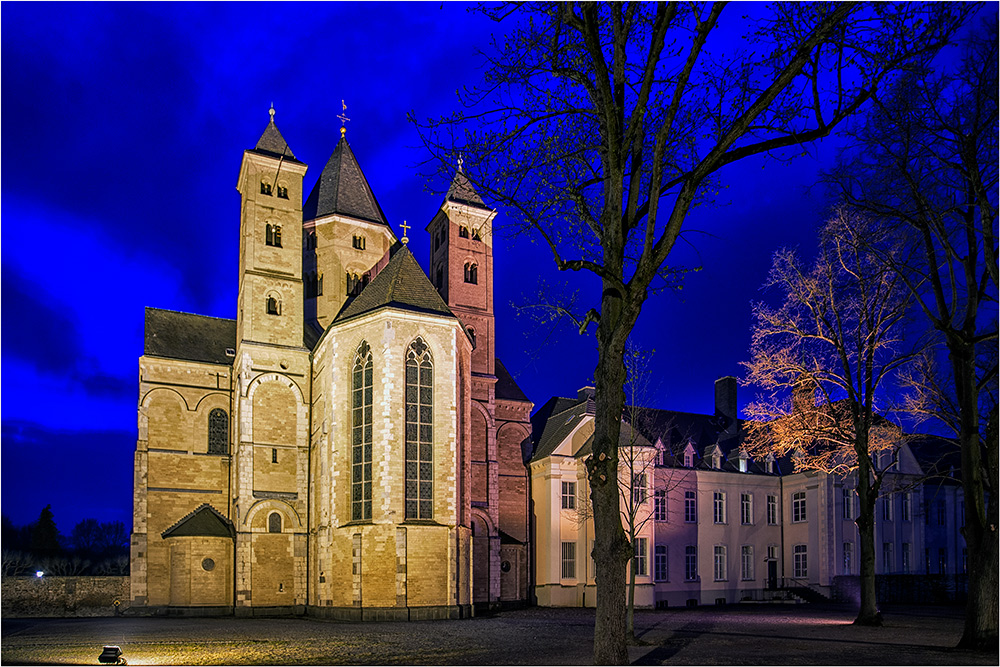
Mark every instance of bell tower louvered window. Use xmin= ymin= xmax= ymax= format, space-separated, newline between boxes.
xmin=352 ymin=341 xmax=373 ymax=521
xmin=405 ymin=337 xmax=433 ymax=520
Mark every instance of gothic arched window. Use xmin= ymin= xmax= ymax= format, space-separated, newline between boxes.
xmin=405 ymin=337 xmax=434 ymax=520
xmin=352 ymin=341 xmax=374 ymax=522
xmin=207 ymin=408 xmax=228 ymax=455
xmin=268 ymin=512 xmax=282 ymax=533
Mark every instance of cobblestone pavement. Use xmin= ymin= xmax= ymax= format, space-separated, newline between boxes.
xmin=1 ymin=604 xmax=993 ymax=665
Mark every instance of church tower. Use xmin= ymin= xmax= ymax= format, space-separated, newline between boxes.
xmin=302 ymin=118 xmax=397 ymax=333
xmin=232 ymin=109 xmax=312 ymax=613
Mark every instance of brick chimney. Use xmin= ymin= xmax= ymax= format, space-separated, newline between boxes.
xmin=715 ymin=376 xmax=738 ymax=440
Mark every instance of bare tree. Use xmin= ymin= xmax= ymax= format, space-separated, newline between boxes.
xmin=414 ymin=4 xmax=969 ymax=660
xmin=827 ymin=18 xmax=998 ymax=650
xmin=743 ymin=210 xmax=921 ymax=626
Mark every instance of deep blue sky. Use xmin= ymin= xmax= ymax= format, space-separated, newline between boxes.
xmin=2 ymin=3 xmax=953 ymax=532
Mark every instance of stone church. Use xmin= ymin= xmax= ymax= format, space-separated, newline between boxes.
xmin=130 ymin=109 xmax=533 ymax=618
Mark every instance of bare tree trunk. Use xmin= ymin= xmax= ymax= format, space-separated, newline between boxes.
xmin=627 ymin=562 xmax=636 ymax=642
xmin=854 ymin=455 xmax=882 ymax=626
xmin=952 ymin=345 xmax=999 ymax=652
xmin=588 ymin=291 xmax=632 ymax=665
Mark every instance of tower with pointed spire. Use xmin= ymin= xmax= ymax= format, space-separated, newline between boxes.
xmin=131 ymin=107 xmax=532 ymax=619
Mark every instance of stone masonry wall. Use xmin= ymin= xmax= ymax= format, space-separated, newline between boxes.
xmin=2 ymin=577 xmax=130 ymax=618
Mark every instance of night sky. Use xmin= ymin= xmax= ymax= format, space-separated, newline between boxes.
xmin=1 ymin=4 xmax=972 ymax=533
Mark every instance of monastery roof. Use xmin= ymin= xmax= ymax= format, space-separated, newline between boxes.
xmin=334 ymin=245 xmax=455 ymax=324
xmin=445 ymin=167 xmax=491 ymax=210
xmin=144 ymin=307 xmax=236 ymax=365
xmin=248 ymin=110 xmax=303 ymax=165
xmin=495 ymin=358 xmax=530 ymax=403
xmin=908 ymin=434 xmax=962 ymax=484
xmin=303 ymin=136 xmax=389 ymax=226
xmin=531 ymin=401 xmax=589 ymax=462
xmin=161 ymin=504 xmax=235 ymax=539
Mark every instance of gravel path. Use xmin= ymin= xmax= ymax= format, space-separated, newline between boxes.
xmin=1 ymin=604 xmax=992 ymax=665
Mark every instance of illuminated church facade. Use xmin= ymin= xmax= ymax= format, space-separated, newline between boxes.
xmin=130 ymin=110 xmax=532 ymax=618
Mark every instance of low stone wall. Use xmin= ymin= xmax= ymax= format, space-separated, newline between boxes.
xmin=1 ymin=576 xmax=130 ymax=618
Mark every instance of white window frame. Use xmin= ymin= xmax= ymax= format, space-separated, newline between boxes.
xmin=561 ymin=481 xmax=576 ymax=510
xmin=631 ymin=473 xmax=647 ymax=506
xmin=653 ymin=489 xmax=667 ymax=521
xmin=882 ymin=494 xmax=894 ymax=521
xmin=767 ymin=494 xmax=777 ymax=525
xmin=740 ymin=493 xmax=753 ymax=525
xmin=633 ymin=537 xmax=648 ymax=577
xmin=713 ymin=491 xmax=727 ymax=524
xmin=684 ymin=546 xmax=698 ymax=581
xmin=684 ymin=491 xmax=697 ymax=523
xmin=740 ymin=545 xmax=754 ymax=581
xmin=793 ymin=544 xmax=808 ymax=578
xmin=882 ymin=542 xmax=894 ymax=572
xmin=654 ymin=545 xmax=668 ymax=582
xmin=792 ymin=491 xmax=806 ymax=523
xmin=901 ymin=492 xmax=911 ymax=522
xmin=561 ymin=541 xmax=576 ymax=579
xmin=713 ymin=545 xmax=728 ymax=581
xmin=842 ymin=487 xmax=854 ymax=520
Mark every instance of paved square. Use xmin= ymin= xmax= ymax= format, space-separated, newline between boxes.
xmin=1 ymin=604 xmax=992 ymax=665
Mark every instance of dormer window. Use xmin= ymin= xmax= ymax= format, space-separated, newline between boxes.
xmin=765 ymin=454 xmax=775 ymax=474
xmin=712 ymin=455 xmax=722 ymax=469
xmin=266 ymin=223 xmax=282 ymax=247
xmin=684 ymin=450 xmax=694 ymax=468
xmin=736 ymin=450 xmax=749 ymax=473
xmin=459 ymin=226 xmax=469 ymax=238
xmin=260 ymin=181 xmax=272 ymax=196
xmin=266 ymin=295 xmax=281 ymax=315
xmin=353 ymin=235 xmax=366 ymax=250
xmin=276 ymin=185 xmax=288 ymax=199
xmin=464 ymin=262 xmax=478 ymax=284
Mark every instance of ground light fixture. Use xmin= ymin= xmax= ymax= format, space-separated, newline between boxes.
xmin=34 ymin=571 xmax=44 ymax=578
xmin=98 ymin=645 xmax=126 ymax=665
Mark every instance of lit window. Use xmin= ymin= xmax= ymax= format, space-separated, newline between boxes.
xmin=265 ymin=223 xmax=282 ymax=247
xmin=207 ymin=408 xmax=228 ymax=455
xmin=405 ymin=337 xmax=433 ymax=520
xmin=741 ymin=545 xmax=754 ymax=581
xmin=767 ymin=494 xmax=777 ymax=525
xmin=792 ymin=491 xmax=806 ymax=523
xmin=633 ymin=538 xmax=648 ymax=577
xmin=713 ymin=545 xmax=727 ymax=581
xmin=793 ymin=544 xmax=807 ymax=578
xmin=740 ymin=493 xmax=752 ymax=525
xmin=352 ymin=341 xmax=373 ymax=522
xmin=561 ymin=542 xmax=576 ymax=579
xmin=561 ymin=481 xmax=576 ymax=510
xmin=654 ymin=490 xmax=667 ymax=521
xmin=684 ymin=546 xmax=697 ymax=581
xmin=684 ymin=491 xmax=697 ymax=523
xmin=713 ymin=491 xmax=726 ymax=524
xmin=654 ymin=545 xmax=668 ymax=582
xmin=268 ymin=512 xmax=281 ymax=533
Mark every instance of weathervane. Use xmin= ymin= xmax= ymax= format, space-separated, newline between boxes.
xmin=400 ymin=220 xmax=410 ymax=245
xmin=337 ymin=100 xmax=350 ymax=138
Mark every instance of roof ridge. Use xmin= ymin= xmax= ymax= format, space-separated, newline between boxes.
xmin=145 ymin=306 xmax=235 ymax=323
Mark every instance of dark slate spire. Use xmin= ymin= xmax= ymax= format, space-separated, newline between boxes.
xmin=335 ymin=245 xmax=454 ymax=323
xmin=303 ymin=136 xmax=389 ymax=226
xmin=445 ymin=156 xmax=491 ymax=210
xmin=251 ymin=105 xmax=301 ymax=163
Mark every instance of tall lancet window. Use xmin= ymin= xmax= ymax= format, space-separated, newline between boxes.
xmin=405 ymin=337 xmax=433 ymax=519
xmin=352 ymin=341 xmax=373 ymax=521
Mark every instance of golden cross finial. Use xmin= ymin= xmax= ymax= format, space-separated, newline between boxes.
xmin=269 ymin=103 xmax=275 ymax=122
xmin=400 ymin=220 xmax=410 ymax=244
xmin=337 ymin=99 xmax=350 ymax=137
